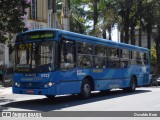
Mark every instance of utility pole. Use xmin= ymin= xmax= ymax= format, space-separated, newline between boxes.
xmin=51 ymin=0 xmax=61 ymax=29
xmin=61 ymin=0 xmax=70 ymax=31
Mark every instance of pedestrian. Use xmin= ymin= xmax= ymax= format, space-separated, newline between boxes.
xmin=0 ymin=65 xmax=6 ymax=86
xmin=0 ymin=65 xmax=3 ymax=86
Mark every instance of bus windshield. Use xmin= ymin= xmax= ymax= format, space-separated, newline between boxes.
xmin=15 ymin=41 xmax=57 ymax=72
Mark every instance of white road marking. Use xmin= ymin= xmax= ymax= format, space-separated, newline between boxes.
xmin=154 ymin=104 xmax=160 ymax=107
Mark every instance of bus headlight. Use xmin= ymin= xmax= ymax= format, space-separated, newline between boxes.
xmin=14 ymin=82 xmax=20 ymax=87
xmin=43 ymin=82 xmax=54 ymax=88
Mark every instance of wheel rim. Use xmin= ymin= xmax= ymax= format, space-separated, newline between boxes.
xmin=83 ymin=84 xmax=90 ymax=97
xmin=131 ymin=80 xmax=136 ymax=90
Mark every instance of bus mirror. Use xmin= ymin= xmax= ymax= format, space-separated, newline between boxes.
xmin=32 ymin=60 xmax=35 ymax=68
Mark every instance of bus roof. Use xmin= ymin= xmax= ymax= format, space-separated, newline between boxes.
xmin=20 ymin=28 xmax=149 ymax=52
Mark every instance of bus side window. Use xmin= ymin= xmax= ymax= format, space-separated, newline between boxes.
xmin=131 ymin=51 xmax=137 ymax=65
xmin=77 ymin=42 xmax=93 ymax=68
xmin=108 ymin=47 xmax=119 ymax=68
xmin=78 ymin=55 xmax=92 ymax=67
xmin=60 ymin=39 xmax=76 ymax=70
xmin=94 ymin=45 xmax=106 ymax=68
xmin=143 ymin=53 xmax=148 ymax=65
xmin=94 ymin=56 xmax=106 ymax=68
xmin=78 ymin=42 xmax=93 ymax=54
xmin=120 ymin=49 xmax=129 ymax=68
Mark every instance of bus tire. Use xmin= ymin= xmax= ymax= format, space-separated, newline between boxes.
xmin=45 ymin=95 xmax=55 ymax=100
xmin=123 ymin=77 xmax=136 ymax=92
xmin=100 ymin=90 xmax=110 ymax=94
xmin=81 ymin=79 xmax=91 ymax=99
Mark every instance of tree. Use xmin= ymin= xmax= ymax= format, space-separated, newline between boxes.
xmin=92 ymin=0 xmax=99 ymax=35
xmin=69 ymin=0 xmax=90 ymax=34
xmin=153 ymin=0 xmax=160 ymax=74
xmin=0 ymin=0 xmax=29 ymax=43
xmin=56 ymin=0 xmax=90 ymax=34
xmin=98 ymin=0 xmax=118 ymax=40
xmin=150 ymin=45 xmax=157 ymax=66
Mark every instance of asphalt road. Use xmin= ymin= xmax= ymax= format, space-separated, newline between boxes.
xmin=1 ymin=86 xmax=160 ymax=120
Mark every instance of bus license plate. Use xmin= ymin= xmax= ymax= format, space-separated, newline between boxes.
xmin=26 ymin=90 xmax=34 ymax=94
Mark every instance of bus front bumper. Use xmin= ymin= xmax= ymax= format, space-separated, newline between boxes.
xmin=12 ymin=86 xmax=56 ymax=95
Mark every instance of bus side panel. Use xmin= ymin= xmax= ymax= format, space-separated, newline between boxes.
xmin=56 ymin=82 xmax=81 ymax=95
xmin=93 ymin=68 xmax=130 ymax=90
xmin=54 ymin=68 xmax=87 ymax=95
xmin=129 ymin=65 xmax=150 ymax=86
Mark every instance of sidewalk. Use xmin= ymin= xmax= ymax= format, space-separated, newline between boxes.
xmin=0 ymin=74 xmax=13 ymax=95
xmin=0 ymin=86 xmax=12 ymax=95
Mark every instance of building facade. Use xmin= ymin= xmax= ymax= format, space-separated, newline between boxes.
xmin=25 ymin=0 xmax=48 ymax=30
xmin=121 ymin=28 xmax=156 ymax=48
xmin=2 ymin=0 xmax=55 ymax=68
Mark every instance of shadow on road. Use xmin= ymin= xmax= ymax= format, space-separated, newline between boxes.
xmin=1 ymin=89 xmax=151 ymax=111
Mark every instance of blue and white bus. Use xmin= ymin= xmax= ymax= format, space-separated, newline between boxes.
xmin=13 ymin=29 xmax=150 ymax=99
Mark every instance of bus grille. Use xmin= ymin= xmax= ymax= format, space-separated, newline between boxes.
xmin=21 ymin=82 xmax=43 ymax=89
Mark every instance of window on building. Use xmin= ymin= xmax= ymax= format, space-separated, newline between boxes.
xmin=48 ymin=0 xmax=53 ymax=9
xmin=30 ymin=0 xmax=37 ymax=19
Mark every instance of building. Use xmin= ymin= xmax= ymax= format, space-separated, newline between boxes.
xmin=121 ymin=28 xmax=156 ymax=48
xmin=25 ymin=0 xmax=49 ymax=29
xmin=134 ymin=28 xmax=156 ymax=48
xmin=2 ymin=0 xmax=56 ymax=68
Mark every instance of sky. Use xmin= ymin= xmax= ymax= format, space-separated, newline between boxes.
xmin=111 ymin=25 xmax=119 ymax=42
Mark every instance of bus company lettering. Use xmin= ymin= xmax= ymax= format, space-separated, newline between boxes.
xmin=21 ymin=78 xmax=33 ymax=81
xmin=77 ymin=70 xmax=86 ymax=75
xmin=21 ymin=77 xmax=43 ymax=80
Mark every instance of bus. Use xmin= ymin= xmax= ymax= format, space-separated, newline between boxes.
xmin=13 ymin=29 xmax=150 ymax=99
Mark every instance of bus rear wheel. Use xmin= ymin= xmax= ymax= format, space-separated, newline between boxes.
xmin=81 ymin=79 xmax=91 ymax=99
xmin=123 ymin=77 xmax=136 ymax=92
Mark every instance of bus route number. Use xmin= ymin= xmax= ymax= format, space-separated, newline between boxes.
xmin=18 ymin=44 xmax=32 ymax=50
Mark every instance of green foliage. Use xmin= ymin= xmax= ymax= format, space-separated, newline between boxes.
xmin=69 ymin=0 xmax=91 ymax=34
xmin=150 ymin=45 xmax=157 ymax=66
xmin=0 ymin=0 xmax=30 ymax=43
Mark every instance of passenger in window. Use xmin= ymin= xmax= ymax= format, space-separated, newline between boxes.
xmin=66 ymin=53 xmax=73 ymax=62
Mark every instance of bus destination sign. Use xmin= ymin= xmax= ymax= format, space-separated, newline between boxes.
xmin=17 ymin=31 xmax=56 ymax=42
xmin=30 ymin=33 xmax=54 ymax=40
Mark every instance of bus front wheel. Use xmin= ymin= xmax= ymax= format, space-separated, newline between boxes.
xmin=81 ymin=79 xmax=91 ymax=99
xmin=45 ymin=95 xmax=55 ymax=100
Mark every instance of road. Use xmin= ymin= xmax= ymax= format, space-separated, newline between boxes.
xmin=0 ymin=86 xmax=160 ymax=120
